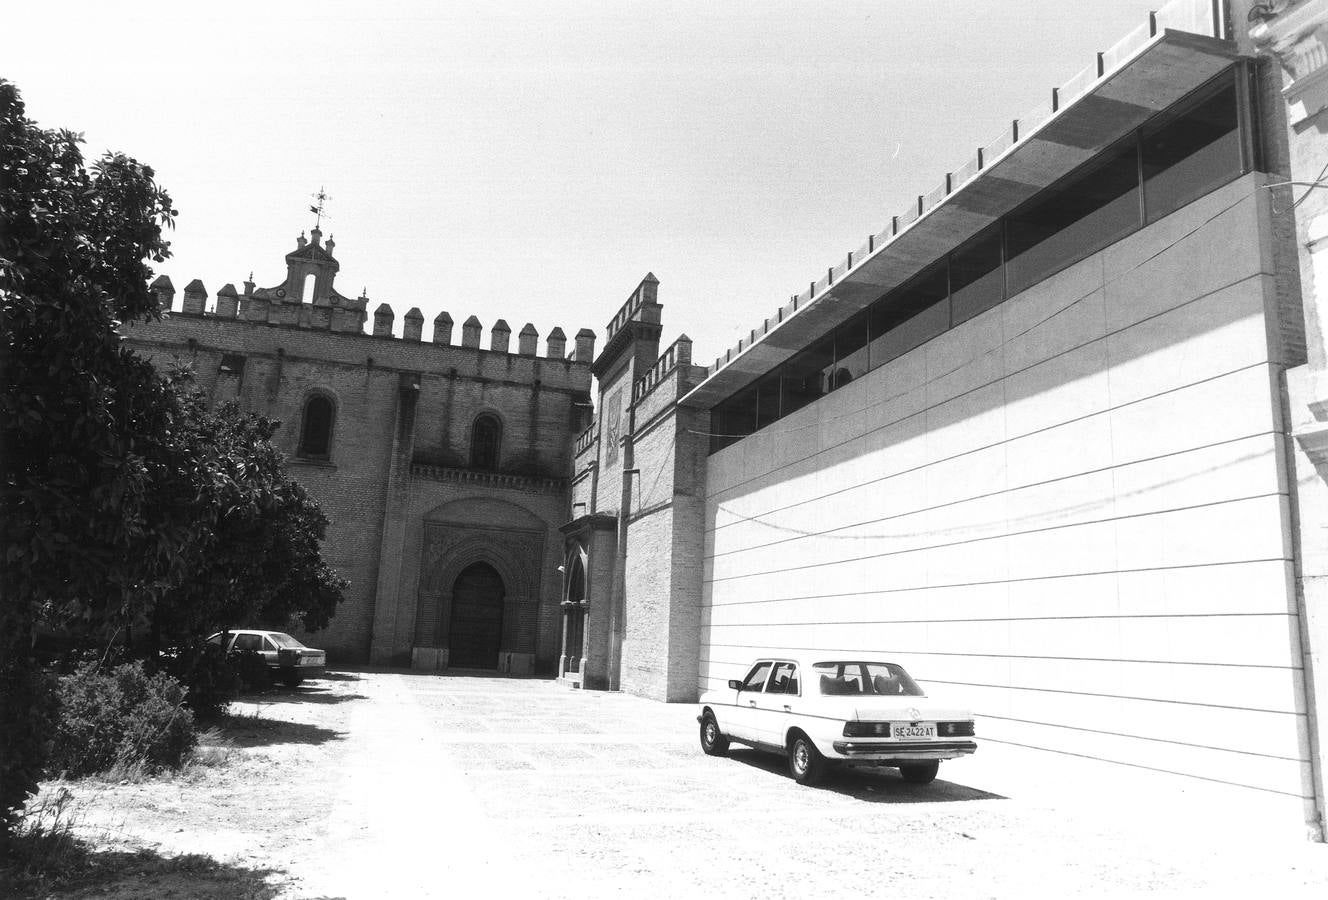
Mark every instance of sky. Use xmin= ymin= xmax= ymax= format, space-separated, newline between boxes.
xmin=5 ymin=0 xmax=1164 ymax=367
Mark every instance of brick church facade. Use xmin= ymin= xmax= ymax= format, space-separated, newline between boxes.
xmin=125 ymin=227 xmax=597 ymax=674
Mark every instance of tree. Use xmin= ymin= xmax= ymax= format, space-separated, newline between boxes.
xmin=147 ymin=388 xmax=346 ymax=649
xmin=1 ymin=78 xmax=183 ymax=843
xmin=0 ymin=80 xmax=345 ymax=844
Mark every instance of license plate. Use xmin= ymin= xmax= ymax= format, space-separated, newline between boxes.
xmin=892 ymin=723 xmax=935 ymax=741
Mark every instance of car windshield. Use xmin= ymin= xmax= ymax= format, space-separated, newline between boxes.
xmin=266 ymin=633 xmax=305 ymax=649
xmin=813 ymin=662 xmax=924 ymax=697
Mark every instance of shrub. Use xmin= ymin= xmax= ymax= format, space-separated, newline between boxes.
xmin=161 ymin=643 xmax=240 ymax=718
xmin=49 ymin=662 xmax=196 ymax=778
xmin=0 ymin=663 xmax=58 ymax=845
xmin=232 ymin=649 xmax=271 ymax=692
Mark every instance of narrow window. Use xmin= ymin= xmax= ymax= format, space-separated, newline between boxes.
xmin=218 ymin=353 xmax=246 ymax=375
xmin=754 ymin=373 xmax=781 ymax=431
xmin=780 ymin=337 xmax=834 ymax=419
xmin=867 ymin=262 xmax=949 ymax=371
xmin=710 ymin=385 xmax=758 ymax=454
xmin=1005 ymin=136 xmax=1140 ymax=296
xmin=1142 ymin=74 xmax=1242 ymax=223
xmin=302 ymin=272 xmax=316 ymax=302
xmin=298 ymin=395 xmax=335 ymax=459
xmin=833 ymin=312 xmax=870 ymax=387
xmin=950 ymin=224 xmax=1004 ymax=326
xmin=470 ymin=414 xmax=502 ymax=470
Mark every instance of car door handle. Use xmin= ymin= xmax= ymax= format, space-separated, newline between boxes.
xmin=783 ymin=705 xmax=792 ymax=711
xmin=748 ymin=700 xmax=757 ymax=707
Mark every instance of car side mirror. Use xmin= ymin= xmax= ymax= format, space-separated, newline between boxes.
xmin=728 ymin=679 xmax=744 ymax=691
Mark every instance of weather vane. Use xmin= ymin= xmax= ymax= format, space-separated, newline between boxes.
xmin=309 ymin=187 xmax=332 ymax=229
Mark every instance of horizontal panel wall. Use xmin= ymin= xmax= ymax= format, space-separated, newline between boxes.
xmin=700 ymin=174 xmax=1311 ymax=805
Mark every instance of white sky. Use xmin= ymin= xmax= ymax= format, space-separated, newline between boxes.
xmin=6 ymin=0 xmax=1162 ymax=366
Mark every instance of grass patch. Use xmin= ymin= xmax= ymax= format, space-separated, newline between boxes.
xmin=187 ymin=727 xmax=238 ymax=769
xmin=1 ymin=785 xmax=282 ymax=899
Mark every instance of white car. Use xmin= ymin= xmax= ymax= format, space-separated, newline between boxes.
xmin=697 ymin=658 xmax=976 ymax=785
xmin=207 ymin=629 xmax=326 ymax=687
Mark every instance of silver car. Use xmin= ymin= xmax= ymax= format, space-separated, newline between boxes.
xmin=207 ymin=629 xmax=326 ymax=687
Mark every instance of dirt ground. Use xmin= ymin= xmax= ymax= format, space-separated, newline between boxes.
xmin=8 ymin=669 xmax=1328 ymax=898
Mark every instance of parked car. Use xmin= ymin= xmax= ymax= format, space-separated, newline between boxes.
xmin=697 ymin=658 xmax=976 ymax=785
xmin=207 ymin=629 xmax=326 ymax=687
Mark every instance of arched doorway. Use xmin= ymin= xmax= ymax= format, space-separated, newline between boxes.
xmin=448 ymin=562 xmax=505 ymax=669
xmin=561 ymin=554 xmax=586 ymax=675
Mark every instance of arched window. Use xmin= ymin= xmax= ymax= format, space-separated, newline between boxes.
xmin=469 ymin=414 xmax=501 ymax=470
xmin=298 ymin=394 xmax=335 ymax=459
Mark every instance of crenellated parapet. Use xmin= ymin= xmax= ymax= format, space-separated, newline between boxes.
xmin=147 ymin=227 xmax=595 ymax=363
xmin=631 ymin=334 xmax=693 ymax=405
xmin=574 ymin=419 xmax=598 ymax=458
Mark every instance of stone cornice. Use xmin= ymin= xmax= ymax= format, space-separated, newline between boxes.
xmin=409 ymin=463 xmax=567 ymax=494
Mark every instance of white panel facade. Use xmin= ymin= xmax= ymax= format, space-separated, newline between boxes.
xmin=700 ymin=174 xmax=1312 ymax=809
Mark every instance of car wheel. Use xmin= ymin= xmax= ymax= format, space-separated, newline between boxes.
xmin=282 ymin=673 xmax=303 ymax=688
xmin=787 ymin=732 xmax=826 ymax=785
xmin=699 ymin=712 xmax=729 ymax=757
xmin=899 ymin=761 xmax=940 ymax=784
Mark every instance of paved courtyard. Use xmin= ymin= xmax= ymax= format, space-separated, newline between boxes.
xmin=46 ymin=670 xmax=1328 ymax=898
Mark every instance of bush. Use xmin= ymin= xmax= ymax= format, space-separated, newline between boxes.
xmin=49 ymin=662 xmax=196 ymax=778
xmin=161 ymin=643 xmax=240 ymax=718
xmin=232 ymin=649 xmax=271 ymax=692
xmin=0 ymin=662 xmax=58 ymax=845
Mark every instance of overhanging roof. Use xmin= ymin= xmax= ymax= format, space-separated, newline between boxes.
xmin=680 ymin=29 xmax=1243 ymax=410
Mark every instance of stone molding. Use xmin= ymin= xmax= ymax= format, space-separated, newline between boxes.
xmin=409 ymin=462 xmax=566 ymax=494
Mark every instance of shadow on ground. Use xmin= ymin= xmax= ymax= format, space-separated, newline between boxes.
xmin=247 ymin=684 xmax=368 ymax=706
xmin=726 ymin=748 xmax=1006 ymax=803
xmin=0 ymin=832 xmax=293 ymax=900
xmin=216 ymin=714 xmax=345 ymax=748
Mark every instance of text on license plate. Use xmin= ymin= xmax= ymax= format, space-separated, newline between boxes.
xmin=892 ymin=723 xmax=936 ymax=740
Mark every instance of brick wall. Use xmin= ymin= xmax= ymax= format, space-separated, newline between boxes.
xmin=122 ymin=309 xmax=592 ymax=665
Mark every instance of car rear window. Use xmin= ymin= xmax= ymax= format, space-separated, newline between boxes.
xmin=267 ymin=633 xmax=305 ymax=649
xmin=813 ymin=662 xmax=924 ymax=696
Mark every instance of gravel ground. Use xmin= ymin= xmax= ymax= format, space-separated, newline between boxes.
xmin=19 ymin=669 xmax=1328 ymax=898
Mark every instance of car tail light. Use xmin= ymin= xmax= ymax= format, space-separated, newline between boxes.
xmin=843 ymin=722 xmax=891 ymax=737
xmin=939 ymin=721 xmax=975 ymax=737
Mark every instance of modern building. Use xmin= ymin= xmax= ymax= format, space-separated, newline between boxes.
xmin=561 ymin=0 xmax=1328 ymax=840
xmin=125 ymin=228 xmax=597 ymax=675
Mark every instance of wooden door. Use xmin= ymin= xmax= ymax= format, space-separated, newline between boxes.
xmin=448 ymin=563 xmax=505 ymax=669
